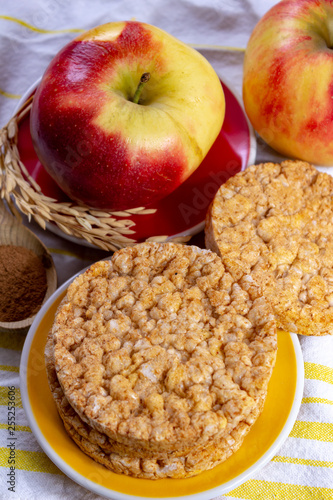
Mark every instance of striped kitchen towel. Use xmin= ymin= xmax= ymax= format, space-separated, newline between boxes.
xmin=0 ymin=1 xmax=333 ymax=499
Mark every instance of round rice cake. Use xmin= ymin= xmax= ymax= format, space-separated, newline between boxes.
xmin=52 ymin=242 xmax=277 ymax=456
xmin=205 ymin=160 xmax=333 ymax=336
xmin=46 ymin=332 xmax=201 ymax=460
xmin=45 ymin=333 xmax=267 ymax=479
xmin=60 ymin=400 xmax=259 ymax=479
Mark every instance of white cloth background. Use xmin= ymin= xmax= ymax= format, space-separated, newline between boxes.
xmin=0 ymin=1 xmax=333 ymax=499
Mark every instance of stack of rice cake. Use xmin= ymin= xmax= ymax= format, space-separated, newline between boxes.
xmin=46 ymin=242 xmax=277 ymax=479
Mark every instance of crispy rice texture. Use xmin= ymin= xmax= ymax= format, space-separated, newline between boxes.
xmin=45 ymin=334 xmax=266 ymax=479
xmin=48 ymin=242 xmax=277 ymax=477
xmin=206 ymin=160 xmax=333 ymax=336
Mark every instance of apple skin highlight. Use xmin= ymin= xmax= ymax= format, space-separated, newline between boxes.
xmin=243 ymin=0 xmax=333 ymax=166
xmin=30 ymin=21 xmax=225 ymax=210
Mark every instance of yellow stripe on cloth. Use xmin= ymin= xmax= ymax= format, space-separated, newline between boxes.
xmin=0 ymin=15 xmax=84 ymax=34
xmin=0 ymin=423 xmax=31 ymax=432
xmin=189 ymin=43 xmax=246 ymax=52
xmin=304 ymin=362 xmax=333 ymax=384
xmin=272 ymin=455 xmax=333 ymax=468
xmin=49 ymin=247 xmax=90 ymax=259
xmin=0 ymin=87 xmax=21 ymax=99
xmin=0 ymin=365 xmax=19 ymax=373
xmin=0 ymin=331 xmax=26 ymax=351
xmin=225 ymin=479 xmax=333 ymax=499
xmin=0 ymin=447 xmax=62 ymax=474
xmin=289 ymin=421 xmax=333 ymax=442
xmin=0 ymin=387 xmax=22 ymax=408
xmin=302 ymin=397 xmax=333 ymax=406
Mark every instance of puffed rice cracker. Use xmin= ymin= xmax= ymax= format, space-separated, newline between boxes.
xmin=51 ymin=242 xmax=277 ymax=458
xmin=45 ymin=332 xmax=270 ymax=479
xmin=206 ymin=160 xmax=333 ymax=336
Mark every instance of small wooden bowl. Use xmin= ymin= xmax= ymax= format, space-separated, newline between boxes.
xmin=0 ymin=201 xmax=57 ymax=334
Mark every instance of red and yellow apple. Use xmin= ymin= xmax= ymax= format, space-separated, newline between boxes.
xmin=243 ymin=0 xmax=333 ymax=166
xmin=30 ymin=21 xmax=225 ymax=210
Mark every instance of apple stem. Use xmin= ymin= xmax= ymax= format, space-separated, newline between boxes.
xmin=132 ymin=72 xmax=150 ymax=104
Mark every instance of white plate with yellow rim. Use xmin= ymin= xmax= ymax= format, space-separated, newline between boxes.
xmin=20 ymin=267 xmax=304 ymax=500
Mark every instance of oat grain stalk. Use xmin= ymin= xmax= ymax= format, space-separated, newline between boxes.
xmin=0 ymin=96 xmax=187 ymax=252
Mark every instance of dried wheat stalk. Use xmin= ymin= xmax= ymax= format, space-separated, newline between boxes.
xmin=0 ymin=96 xmax=190 ymax=251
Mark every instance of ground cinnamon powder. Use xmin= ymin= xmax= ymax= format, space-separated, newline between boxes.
xmin=0 ymin=245 xmax=47 ymax=322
